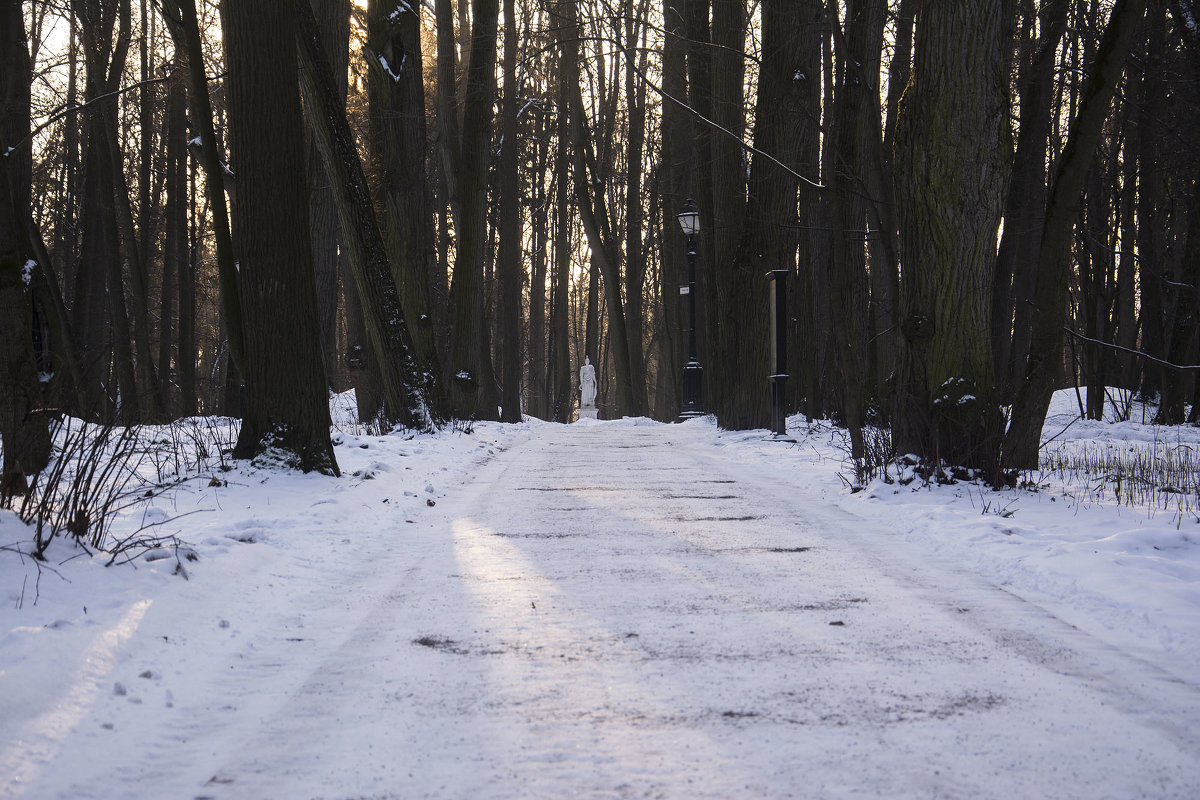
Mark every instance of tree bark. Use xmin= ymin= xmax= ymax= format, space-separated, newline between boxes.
xmin=993 ymin=0 xmax=1068 ymax=402
xmin=295 ymin=0 xmax=440 ymax=431
xmin=224 ymin=0 xmax=338 ymax=474
xmin=442 ymin=0 xmax=500 ymax=420
xmin=894 ymin=0 xmax=1012 ymax=474
xmin=163 ymin=72 xmax=188 ymax=415
xmin=497 ymin=0 xmax=523 ymax=422
xmin=550 ymin=58 xmax=573 ymax=424
xmin=1004 ymin=0 xmax=1149 ymax=469
xmin=306 ymin=0 xmax=349 ymax=388
xmin=0 ymin=0 xmax=52 ymax=475
xmin=658 ymin=0 xmax=694 ymax=419
xmin=365 ymin=0 xmax=443 ymax=391
xmin=160 ymin=0 xmax=245 ymax=378
xmin=828 ymin=0 xmax=885 ymax=459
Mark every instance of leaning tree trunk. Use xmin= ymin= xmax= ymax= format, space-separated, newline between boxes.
xmin=893 ymin=0 xmax=1012 ymax=475
xmin=225 ymin=0 xmax=338 ymax=474
xmin=1004 ymin=0 xmax=1148 ymax=469
xmin=295 ymin=0 xmax=440 ymax=430
xmin=992 ymin=0 xmax=1068 ymax=402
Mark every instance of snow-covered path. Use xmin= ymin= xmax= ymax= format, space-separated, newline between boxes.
xmin=5 ymin=421 xmax=1200 ymax=798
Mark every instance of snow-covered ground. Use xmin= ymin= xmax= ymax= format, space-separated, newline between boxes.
xmin=2 ymin=390 xmax=1199 ymax=798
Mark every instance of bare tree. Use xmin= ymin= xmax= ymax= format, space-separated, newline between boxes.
xmin=893 ymin=1 xmax=1013 ymax=474
xmin=1 ymin=0 xmax=52 ymax=477
xmin=1005 ymin=0 xmax=1148 ymax=469
xmin=223 ymin=0 xmax=338 ymax=473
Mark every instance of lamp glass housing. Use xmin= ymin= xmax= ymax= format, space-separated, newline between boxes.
xmin=677 ymin=200 xmax=700 ymax=237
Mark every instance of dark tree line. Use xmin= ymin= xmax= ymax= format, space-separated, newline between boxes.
xmin=2 ymin=0 xmax=1197 ymax=484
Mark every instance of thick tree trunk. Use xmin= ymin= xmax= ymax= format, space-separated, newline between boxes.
xmin=690 ymin=0 xmax=770 ymax=430
xmin=1138 ymin=1 xmax=1169 ymax=402
xmin=0 ymin=0 xmax=52 ymax=475
xmin=225 ymin=0 xmax=338 ymax=474
xmin=894 ymin=1 xmax=1012 ymax=474
xmin=365 ymin=0 xmax=443 ymax=390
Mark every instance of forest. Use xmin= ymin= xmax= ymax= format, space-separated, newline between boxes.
xmin=1 ymin=0 xmax=1197 ymax=484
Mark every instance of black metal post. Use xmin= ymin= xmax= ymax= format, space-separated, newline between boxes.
xmin=768 ymin=268 xmax=788 ymax=436
xmin=680 ymin=232 xmax=704 ymax=419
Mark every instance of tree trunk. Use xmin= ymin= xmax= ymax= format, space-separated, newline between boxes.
xmin=0 ymin=0 xmax=52 ymax=475
xmin=562 ymin=0 xmax=635 ymax=417
xmin=623 ymin=2 xmax=650 ymax=417
xmin=163 ymin=72 xmax=188 ymax=415
xmin=1004 ymin=0 xmax=1149 ymax=469
xmin=792 ymin=0 xmax=825 ymax=420
xmin=894 ymin=0 xmax=1012 ymax=474
xmin=442 ymin=0 xmax=500 ymax=420
xmin=993 ymin=0 xmax=1068 ymax=402
xmin=224 ymin=0 xmax=338 ymax=474
xmin=740 ymin=0 xmax=806 ymax=424
xmin=306 ymin=0 xmax=349 ymax=388
xmin=828 ymin=0 xmax=885 ymax=459
xmin=160 ymin=0 xmax=246 ymax=377
xmin=295 ymin=0 xmax=440 ymax=430
xmin=496 ymin=0 xmax=523 ymax=423
xmin=657 ymin=0 xmax=693 ymax=419
xmin=527 ymin=108 xmax=550 ymax=419
xmin=365 ymin=0 xmax=443 ymax=390
xmin=550 ymin=65 xmax=573 ymax=424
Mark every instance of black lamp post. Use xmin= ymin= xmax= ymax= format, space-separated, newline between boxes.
xmin=677 ymin=199 xmax=704 ymax=419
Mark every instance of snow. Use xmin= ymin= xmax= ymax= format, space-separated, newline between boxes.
xmin=1180 ymin=0 xmax=1199 ymax=35
xmin=390 ymin=0 xmax=414 ymax=22
xmin=377 ymin=52 xmax=406 ymax=83
xmin=2 ymin=390 xmax=1200 ymax=798
xmin=21 ymin=260 xmax=35 ymax=287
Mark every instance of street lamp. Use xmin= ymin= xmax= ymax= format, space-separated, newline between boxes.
xmin=677 ymin=199 xmax=704 ymax=419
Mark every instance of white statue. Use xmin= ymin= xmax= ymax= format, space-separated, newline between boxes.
xmin=579 ymin=356 xmax=597 ymax=408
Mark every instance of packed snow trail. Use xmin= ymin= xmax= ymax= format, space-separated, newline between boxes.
xmin=6 ymin=421 xmax=1200 ymax=798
